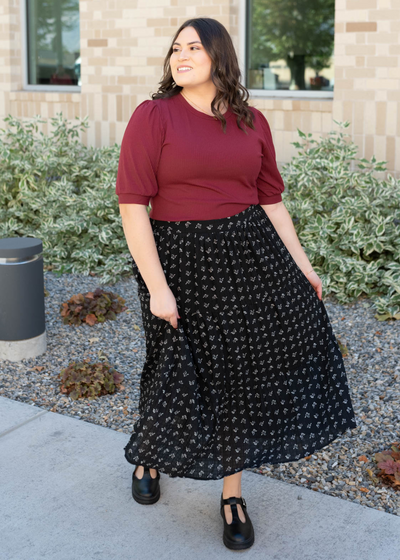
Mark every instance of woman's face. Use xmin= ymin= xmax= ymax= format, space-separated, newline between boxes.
xmin=170 ymin=26 xmax=213 ymax=89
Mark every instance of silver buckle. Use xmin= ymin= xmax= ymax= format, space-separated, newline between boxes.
xmin=241 ymin=496 xmax=246 ymax=507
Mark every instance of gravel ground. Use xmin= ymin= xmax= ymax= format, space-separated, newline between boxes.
xmin=1 ymin=271 xmax=399 ymax=516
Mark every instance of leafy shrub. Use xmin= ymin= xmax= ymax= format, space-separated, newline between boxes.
xmin=283 ymin=120 xmax=400 ymax=319
xmin=1 ymin=113 xmax=400 ymax=318
xmin=0 ymin=112 xmax=137 ymax=285
xmin=58 ymin=358 xmax=124 ymax=400
xmin=60 ymin=287 xmax=127 ymax=326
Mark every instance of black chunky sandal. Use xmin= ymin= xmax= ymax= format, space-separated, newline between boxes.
xmin=132 ymin=466 xmax=161 ymax=505
xmin=220 ymin=493 xmax=255 ymax=550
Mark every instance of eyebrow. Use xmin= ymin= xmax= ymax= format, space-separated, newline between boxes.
xmin=172 ymin=41 xmax=202 ymax=46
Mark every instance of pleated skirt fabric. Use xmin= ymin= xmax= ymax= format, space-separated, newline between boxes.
xmin=124 ymin=203 xmax=357 ymax=480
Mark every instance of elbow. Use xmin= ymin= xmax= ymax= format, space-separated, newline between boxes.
xmin=260 ymin=200 xmax=285 ymax=215
xmin=118 ymin=203 xmax=149 ymax=218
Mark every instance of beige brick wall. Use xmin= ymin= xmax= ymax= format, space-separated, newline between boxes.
xmin=0 ymin=0 xmax=398 ymax=177
xmin=334 ymin=0 xmax=400 ymax=176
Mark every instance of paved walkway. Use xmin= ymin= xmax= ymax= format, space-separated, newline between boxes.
xmin=1 ymin=395 xmax=399 ymax=560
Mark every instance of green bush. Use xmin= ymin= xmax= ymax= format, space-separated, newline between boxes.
xmin=1 ymin=113 xmax=399 ymax=319
xmin=283 ymin=120 xmax=400 ymax=320
xmin=0 ymin=112 xmax=135 ymax=285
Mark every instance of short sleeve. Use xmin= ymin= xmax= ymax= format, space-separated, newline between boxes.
xmin=115 ymin=100 xmax=164 ymax=205
xmin=254 ymin=109 xmax=285 ymax=205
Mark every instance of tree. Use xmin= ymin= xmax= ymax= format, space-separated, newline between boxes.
xmin=248 ymin=0 xmax=335 ymax=90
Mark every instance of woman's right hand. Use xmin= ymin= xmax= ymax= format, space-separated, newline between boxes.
xmin=149 ymin=284 xmax=181 ymax=329
xmin=305 ymin=270 xmax=323 ymax=301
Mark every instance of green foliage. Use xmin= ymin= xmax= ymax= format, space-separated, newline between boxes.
xmin=60 ymin=287 xmax=127 ymax=326
xmin=58 ymin=357 xmax=124 ymax=400
xmin=0 ymin=112 xmax=137 ymax=285
xmin=282 ymin=120 xmax=400 ymax=319
xmin=1 ymin=113 xmax=400 ymax=319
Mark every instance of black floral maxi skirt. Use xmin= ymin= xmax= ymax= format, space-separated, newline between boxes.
xmin=124 ymin=203 xmax=357 ymax=480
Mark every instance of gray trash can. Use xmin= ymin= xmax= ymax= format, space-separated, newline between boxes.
xmin=0 ymin=237 xmax=47 ymax=362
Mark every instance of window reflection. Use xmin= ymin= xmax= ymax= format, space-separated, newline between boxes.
xmin=26 ymin=0 xmax=80 ymax=86
xmin=246 ymin=0 xmax=335 ymax=92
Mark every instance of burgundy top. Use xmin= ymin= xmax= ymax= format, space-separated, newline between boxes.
xmin=115 ymin=92 xmax=285 ymax=221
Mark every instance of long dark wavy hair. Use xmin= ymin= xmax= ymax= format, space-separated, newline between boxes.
xmin=151 ymin=17 xmax=256 ymax=134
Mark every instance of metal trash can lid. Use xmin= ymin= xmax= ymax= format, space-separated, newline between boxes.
xmin=0 ymin=237 xmax=43 ymax=259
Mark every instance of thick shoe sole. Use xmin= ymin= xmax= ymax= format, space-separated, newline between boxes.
xmin=222 ymin=529 xmax=254 ymax=551
xmin=132 ymin=485 xmax=160 ymax=505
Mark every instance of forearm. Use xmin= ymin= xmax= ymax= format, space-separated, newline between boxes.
xmin=119 ymin=203 xmax=168 ymax=295
xmin=260 ymin=201 xmax=313 ymax=275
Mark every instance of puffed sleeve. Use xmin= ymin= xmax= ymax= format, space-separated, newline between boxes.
xmin=254 ymin=108 xmax=285 ymax=204
xmin=115 ymin=100 xmax=164 ymax=205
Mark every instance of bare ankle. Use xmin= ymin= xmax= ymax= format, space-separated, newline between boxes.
xmin=134 ymin=465 xmax=158 ymax=479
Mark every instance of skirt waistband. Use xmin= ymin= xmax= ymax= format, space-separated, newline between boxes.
xmin=149 ymin=204 xmax=263 ymax=233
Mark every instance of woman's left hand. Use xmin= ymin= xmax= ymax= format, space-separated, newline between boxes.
xmin=304 ymin=270 xmax=322 ymax=300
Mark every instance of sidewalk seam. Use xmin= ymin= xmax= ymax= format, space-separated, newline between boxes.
xmin=0 ymin=409 xmax=49 ymax=439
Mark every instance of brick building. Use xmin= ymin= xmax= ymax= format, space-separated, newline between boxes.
xmin=1 ymin=0 xmax=399 ymax=177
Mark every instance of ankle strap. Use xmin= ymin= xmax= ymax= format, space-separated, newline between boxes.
xmin=221 ymin=495 xmax=247 ymax=508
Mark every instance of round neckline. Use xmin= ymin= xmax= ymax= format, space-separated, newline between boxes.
xmin=177 ymin=91 xmax=234 ymax=120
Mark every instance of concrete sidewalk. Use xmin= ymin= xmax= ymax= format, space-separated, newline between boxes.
xmin=1 ymin=395 xmax=399 ymax=560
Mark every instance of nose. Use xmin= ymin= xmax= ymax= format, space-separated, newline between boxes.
xmin=178 ymin=49 xmax=190 ymax=61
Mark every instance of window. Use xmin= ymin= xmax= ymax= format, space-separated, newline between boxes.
xmin=245 ymin=0 xmax=335 ymax=96
xmin=25 ymin=0 xmax=80 ymax=88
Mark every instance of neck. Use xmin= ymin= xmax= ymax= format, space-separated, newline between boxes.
xmin=180 ymin=83 xmax=217 ymax=104
xmin=180 ymin=85 xmax=228 ymax=114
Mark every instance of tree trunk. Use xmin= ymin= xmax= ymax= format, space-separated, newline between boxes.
xmin=287 ymin=54 xmax=306 ymax=90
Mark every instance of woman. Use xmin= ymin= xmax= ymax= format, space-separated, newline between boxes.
xmin=116 ymin=17 xmax=357 ymax=551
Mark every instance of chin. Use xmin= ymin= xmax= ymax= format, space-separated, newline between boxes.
xmin=176 ymin=81 xmax=194 ymax=88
